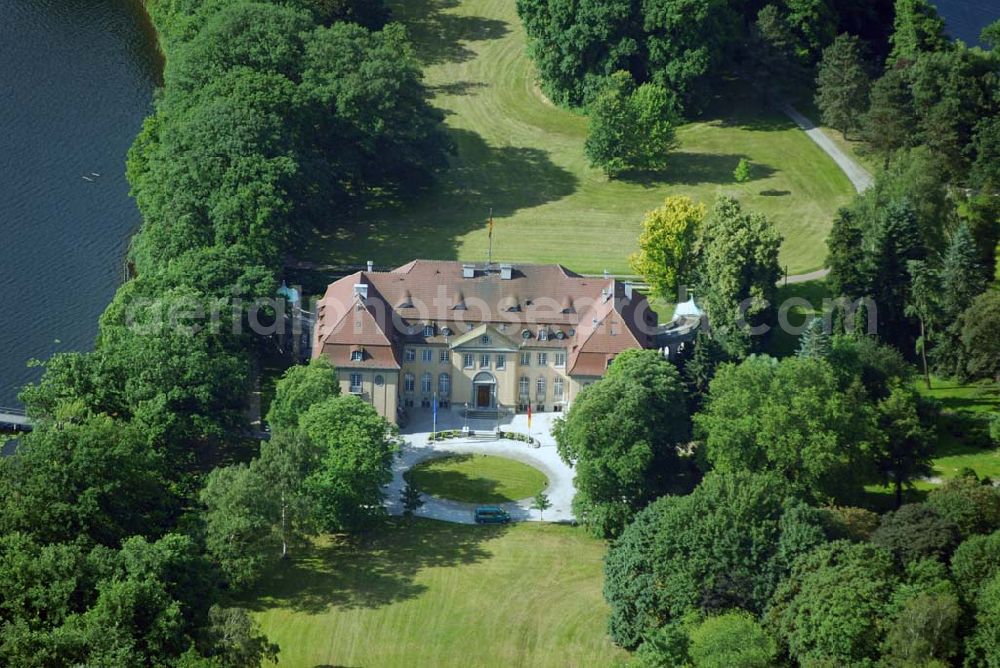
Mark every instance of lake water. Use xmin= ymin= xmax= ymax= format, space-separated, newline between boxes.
xmin=0 ymin=0 xmax=160 ymax=406
xmin=935 ymin=0 xmax=997 ymax=46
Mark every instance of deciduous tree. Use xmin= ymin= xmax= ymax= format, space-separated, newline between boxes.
xmin=629 ymin=196 xmax=706 ymax=299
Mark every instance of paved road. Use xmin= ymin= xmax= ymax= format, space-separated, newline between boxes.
xmin=778 ymin=104 xmax=873 ymax=285
xmin=385 ymin=410 xmax=576 ymax=524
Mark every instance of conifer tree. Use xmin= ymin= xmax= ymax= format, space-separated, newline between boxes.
xmin=815 ymin=34 xmax=870 ymax=137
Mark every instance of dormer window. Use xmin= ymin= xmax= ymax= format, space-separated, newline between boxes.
xmin=351 ymin=350 xmax=364 ymax=362
xmin=441 ymin=326 xmax=453 ymax=337
xmin=538 ymin=329 xmax=548 ymax=341
xmin=423 ymin=324 xmax=434 ymax=337
xmin=554 ymin=330 xmax=565 ymax=340
xmin=521 ymin=329 xmax=532 ymax=339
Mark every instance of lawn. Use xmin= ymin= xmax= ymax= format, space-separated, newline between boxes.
xmin=246 ymin=519 xmax=624 ymax=667
xmin=920 ymin=378 xmax=1000 ymax=481
xmin=405 ymin=453 xmax=548 ymax=503
xmin=302 ymin=0 xmax=854 ymax=276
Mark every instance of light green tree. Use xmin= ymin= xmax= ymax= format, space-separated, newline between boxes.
xmin=733 ymin=158 xmax=751 ymax=183
xmin=629 ymin=196 xmax=706 ymax=299
xmin=532 ymin=492 xmax=551 ymax=520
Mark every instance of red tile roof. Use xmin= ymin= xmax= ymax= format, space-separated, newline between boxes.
xmin=312 ymin=260 xmax=656 ymax=373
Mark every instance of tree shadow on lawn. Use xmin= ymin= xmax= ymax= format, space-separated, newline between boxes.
xmin=390 ymin=0 xmax=509 ymax=66
xmin=309 ymin=128 xmax=578 ymax=265
xmin=617 ymin=152 xmax=777 ymax=187
xmin=246 ymin=519 xmax=509 ymax=614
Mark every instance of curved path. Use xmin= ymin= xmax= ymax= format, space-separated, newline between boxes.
xmin=384 ymin=413 xmax=576 ymax=524
xmin=778 ymin=104 xmax=874 ymax=284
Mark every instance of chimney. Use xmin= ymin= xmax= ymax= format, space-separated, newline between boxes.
xmin=601 ymin=287 xmax=610 ymax=302
xmin=603 ymin=268 xmax=610 ymax=279
xmin=500 ymin=263 xmax=513 ymax=280
xmin=624 ymin=282 xmax=633 ymax=301
xmin=462 ymin=263 xmax=475 ymax=279
xmin=366 ymin=260 xmax=373 ymax=272
xmin=353 ymin=283 xmax=368 ymax=300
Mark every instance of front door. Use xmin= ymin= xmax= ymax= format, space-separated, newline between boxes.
xmin=476 ymin=385 xmax=491 ymax=408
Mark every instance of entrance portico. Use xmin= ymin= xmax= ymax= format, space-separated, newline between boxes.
xmin=472 ymin=371 xmax=496 ymax=409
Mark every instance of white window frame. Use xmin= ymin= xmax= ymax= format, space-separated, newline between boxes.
xmin=496 ymin=354 xmax=506 ymax=370
xmin=480 ymin=353 xmax=490 ymax=369
xmin=350 ymin=373 xmax=363 ymax=393
xmin=421 ymin=348 xmax=433 ymax=363
xmin=537 ymin=352 xmax=548 ymax=366
xmin=350 ymin=350 xmax=363 ymax=362
xmin=554 ymin=352 xmax=566 ymax=368
xmin=553 ymin=377 xmax=564 ymax=399
xmin=404 ymin=373 xmax=415 ymax=393
xmin=539 ymin=329 xmax=548 ymax=341
xmin=439 ymin=349 xmax=449 ymax=363
xmin=423 ymin=325 xmax=434 ymax=337
xmin=405 ymin=348 xmax=415 ymax=362
xmin=421 ymin=372 xmax=432 ymax=394
xmin=520 ymin=352 xmax=531 ymax=366
xmin=519 ymin=376 xmax=530 ymax=397
xmin=439 ymin=373 xmax=451 ymax=396
xmin=536 ymin=376 xmax=546 ymax=399
xmin=463 ymin=353 xmax=475 ymax=369
xmin=481 ymin=334 xmax=491 ymax=345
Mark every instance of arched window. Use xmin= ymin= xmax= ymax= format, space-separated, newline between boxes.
xmin=421 ymin=372 xmax=432 ymax=393
xmin=553 ymin=377 xmax=564 ymax=399
xmin=438 ymin=373 xmax=451 ymax=396
xmin=519 ymin=376 xmax=529 ymax=397
xmin=536 ymin=377 xmax=546 ymax=399
xmin=404 ymin=372 xmax=415 ymax=393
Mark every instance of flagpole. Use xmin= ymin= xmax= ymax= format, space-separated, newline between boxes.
xmin=487 ymin=207 xmax=493 ymax=267
xmin=432 ymin=392 xmax=437 ymax=437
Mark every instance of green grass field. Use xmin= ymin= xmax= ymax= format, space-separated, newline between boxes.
xmin=303 ymin=0 xmax=853 ymax=275
xmin=405 ymin=453 xmax=548 ymax=503
xmin=247 ymin=520 xmax=624 ymax=667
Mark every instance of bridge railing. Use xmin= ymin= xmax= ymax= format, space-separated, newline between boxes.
xmin=0 ymin=407 xmax=27 ymax=417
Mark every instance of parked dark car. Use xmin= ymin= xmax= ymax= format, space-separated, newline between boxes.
xmin=474 ymin=505 xmax=511 ymax=524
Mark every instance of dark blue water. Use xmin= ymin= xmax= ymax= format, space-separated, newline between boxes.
xmin=935 ymin=0 xmax=998 ymax=46
xmin=0 ymin=0 xmax=160 ymax=406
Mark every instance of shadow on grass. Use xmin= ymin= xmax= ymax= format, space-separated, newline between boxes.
xmin=392 ymin=0 xmax=509 ymax=66
xmin=310 ymin=128 xmax=578 ymax=264
xmin=616 ymin=153 xmax=777 ymax=187
xmin=760 ymin=189 xmax=791 ymax=197
xmin=246 ymin=519 xmax=509 ymax=614
xmin=428 ymin=80 xmax=489 ymax=96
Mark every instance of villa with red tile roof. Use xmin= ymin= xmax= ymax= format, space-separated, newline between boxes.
xmin=311 ymin=259 xmax=663 ymax=423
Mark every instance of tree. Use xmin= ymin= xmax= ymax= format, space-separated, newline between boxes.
xmin=300 ymin=395 xmax=398 ymax=532
xmin=970 ymin=115 xmax=1000 ymax=189
xmin=889 ymin=0 xmax=948 ymax=63
xmin=928 ymin=475 xmax=1000 ymax=539
xmin=400 ymin=482 xmax=424 ymax=519
xmin=815 ymin=34 xmax=870 ymax=137
xmin=199 ymin=606 xmax=280 ymax=668
xmin=958 ymin=291 xmax=1000 ymax=382
xmin=697 ymin=196 xmax=782 ymax=358
xmin=933 ymin=223 xmax=989 ymax=376
xmin=604 ymin=471 xmax=825 ymax=649
xmin=951 ymin=530 xmax=1000 ymax=600
xmin=554 ymin=350 xmax=692 ymax=537
xmin=682 ymin=331 xmax=727 ymax=409
xmin=629 ymin=196 xmax=706 ymax=299
xmin=826 ymin=207 xmax=868 ymax=297
xmin=266 ymin=358 xmax=341 ymax=432
xmin=905 ymin=259 xmax=938 ymax=388
xmin=694 ymin=355 xmax=876 ymax=504
xmin=873 ymin=385 xmax=935 ymax=508
xmin=732 ymin=158 xmax=751 ymax=183
xmin=861 ymin=67 xmax=918 ymax=165
xmin=870 ymin=503 xmax=960 ymax=564
xmin=883 ymin=592 xmax=961 ymax=665
xmin=0 ymin=415 xmax=175 ymax=547
xmin=531 ymin=493 xmax=551 ymax=520
xmin=796 ymin=316 xmax=832 ymax=359
xmin=687 ymin=611 xmax=778 ymax=668
xmin=966 ymin=571 xmax=1000 ymax=666
xmin=766 ymin=541 xmax=899 ymax=666
xmin=584 ymin=71 xmax=678 ymax=177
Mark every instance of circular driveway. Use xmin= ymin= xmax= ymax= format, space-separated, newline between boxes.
xmin=384 ymin=411 xmax=576 ymax=524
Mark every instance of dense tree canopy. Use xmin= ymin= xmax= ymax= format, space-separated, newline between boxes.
xmin=695 ymin=355 xmax=876 ymax=503
xmin=555 ymin=350 xmax=692 ymax=538
xmin=697 ymin=196 xmax=782 ymax=358
xmin=604 ymin=470 xmax=825 ymax=648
